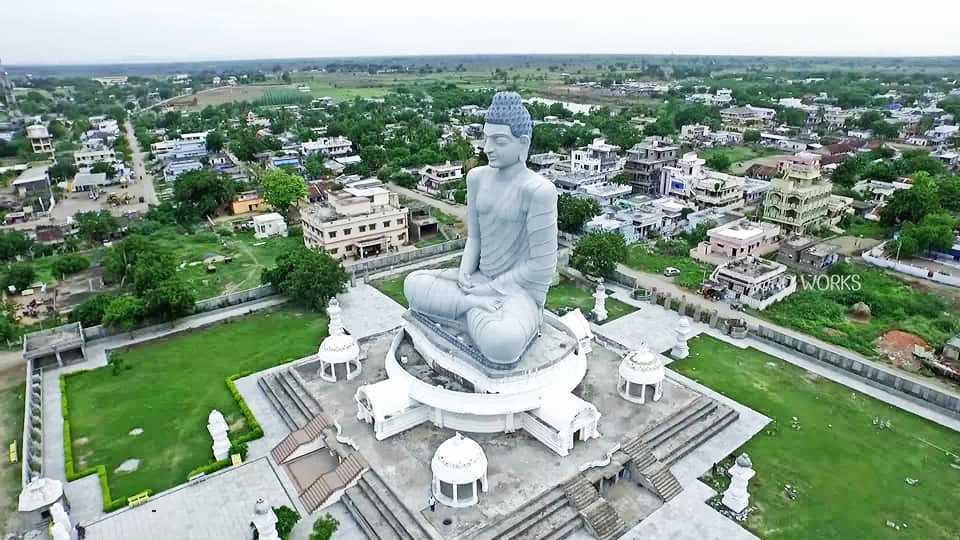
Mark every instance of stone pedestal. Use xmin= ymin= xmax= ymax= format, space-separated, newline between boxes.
xmin=207 ymin=410 xmax=231 ymax=461
xmin=50 ymin=502 xmax=74 ymax=539
xmin=592 ymin=279 xmax=608 ymax=323
xmin=670 ymin=317 xmax=692 ymax=360
xmin=722 ymin=454 xmax=756 ymax=513
xmin=251 ymin=498 xmax=280 ymax=540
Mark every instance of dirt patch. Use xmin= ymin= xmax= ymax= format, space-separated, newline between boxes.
xmin=877 ymin=330 xmax=931 ymax=372
xmin=74 ymin=437 xmax=89 ymax=446
xmin=115 ymin=459 xmax=140 ymax=474
xmin=129 ymin=428 xmax=144 ymax=436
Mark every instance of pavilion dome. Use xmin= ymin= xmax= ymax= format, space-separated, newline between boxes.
xmin=317 ymin=333 xmax=360 ymax=366
xmin=619 ymin=343 xmax=665 ymax=386
xmin=431 ymin=433 xmax=488 ymax=485
xmin=18 ymin=477 xmax=63 ymax=512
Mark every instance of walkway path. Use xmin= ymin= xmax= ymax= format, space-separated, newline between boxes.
xmin=123 ymin=119 xmax=158 ymax=206
xmin=39 ymin=296 xmax=288 ymax=526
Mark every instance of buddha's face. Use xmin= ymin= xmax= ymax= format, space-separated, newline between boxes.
xmin=483 ymin=123 xmax=529 ymax=169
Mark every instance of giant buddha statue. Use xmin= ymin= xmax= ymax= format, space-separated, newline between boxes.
xmin=404 ymin=92 xmax=558 ymax=367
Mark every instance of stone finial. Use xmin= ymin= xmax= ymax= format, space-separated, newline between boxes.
xmin=722 ymin=453 xmax=756 ymax=513
xmin=251 ymin=498 xmax=280 ymax=540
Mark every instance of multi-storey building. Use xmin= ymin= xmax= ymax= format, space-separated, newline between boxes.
xmin=301 ymin=136 xmax=353 ymax=157
xmin=418 ymin=161 xmax=464 ymax=194
xmin=720 ymin=105 xmax=776 ymax=129
xmin=661 ymin=152 xmax=744 ymax=209
xmin=571 ymin=138 xmax=621 ymax=175
xmin=26 ymin=124 xmax=53 ymax=155
xmin=623 ymin=138 xmax=679 ymax=194
xmin=302 ymin=186 xmax=409 ymax=261
xmin=74 ymin=148 xmax=118 ymax=168
xmin=762 ymin=153 xmax=832 ymax=234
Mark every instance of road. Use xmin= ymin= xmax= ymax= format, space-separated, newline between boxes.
xmin=383 ymin=183 xmax=467 ymax=222
xmin=124 ymin=119 xmax=159 ymax=206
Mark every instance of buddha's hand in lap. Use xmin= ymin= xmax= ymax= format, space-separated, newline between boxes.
xmin=457 ymin=269 xmax=473 ymax=290
xmin=465 ymin=294 xmax=504 ymax=313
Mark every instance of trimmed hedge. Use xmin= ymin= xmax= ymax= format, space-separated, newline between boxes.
xmin=187 ymin=458 xmax=230 ymax=479
xmin=226 ymin=371 xmax=264 ymax=443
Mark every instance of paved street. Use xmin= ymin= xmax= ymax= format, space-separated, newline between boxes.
xmin=124 ymin=118 xmax=159 ymax=206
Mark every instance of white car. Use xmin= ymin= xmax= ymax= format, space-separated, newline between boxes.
xmin=663 ymin=267 xmax=681 ymax=277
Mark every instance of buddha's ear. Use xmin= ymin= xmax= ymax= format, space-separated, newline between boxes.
xmin=518 ymin=134 xmax=531 ymax=147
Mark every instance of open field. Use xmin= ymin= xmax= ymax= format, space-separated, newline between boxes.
xmin=760 ymin=262 xmax=960 ymax=359
xmin=839 ymin=216 xmax=892 ymax=240
xmin=545 ymin=278 xmax=637 ymax=322
xmin=0 ymin=372 xmax=25 ymax=530
xmin=624 ymin=244 xmax=715 ymax=290
xmin=63 ymin=307 xmax=327 ymax=502
xmin=674 ymin=334 xmax=960 ymax=540
xmin=166 ymin=84 xmax=296 ymax=111
xmin=146 ymin=227 xmax=302 ymax=299
xmin=701 ymin=145 xmax=780 ymax=167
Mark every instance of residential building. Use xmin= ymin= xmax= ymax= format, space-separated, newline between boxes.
xmin=762 ymin=153 xmax=832 ymax=234
xmin=150 ymin=138 xmax=206 ymax=161
xmin=546 ymin=169 xmax=606 ymax=195
xmin=528 ymin=152 xmax=563 ymax=171
xmin=709 ymin=257 xmax=797 ymax=310
xmin=253 ymin=213 xmax=288 ymax=239
xmin=680 ymin=124 xmax=711 ymax=141
xmin=709 ymin=130 xmax=744 ymax=146
xmin=418 ymin=161 xmax=464 ymax=194
xmin=12 ymin=166 xmax=51 ymax=198
xmin=71 ymin=172 xmax=111 ymax=192
xmin=571 ymin=138 xmax=621 ymax=175
xmin=698 ymin=219 xmax=781 ymax=259
xmin=613 ymin=195 xmax=688 ymax=239
xmin=623 ymin=138 xmax=679 ymax=194
xmin=743 ymin=178 xmax=771 ymax=207
xmin=720 ymin=105 xmax=776 ymax=129
xmin=584 ymin=214 xmax=636 ymax=243
xmin=231 ymin=191 xmax=265 ymax=215
xmin=74 ymin=148 xmax=118 ymax=169
xmin=777 ymin=236 xmax=840 ymax=274
xmin=576 ymin=182 xmax=632 ymax=207
xmin=933 ymin=149 xmax=959 ymax=172
xmin=163 ymin=158 xmax=203 ymax=181
xmin=26 ymin=124 xmax=53 ymax=155
xmin=301 ymin=186 xmax=409 ymax=261
xmin=301 ymin=136 xmax=353 ymax=157
xmin=661 ymin=152 xmax=745 ymax=209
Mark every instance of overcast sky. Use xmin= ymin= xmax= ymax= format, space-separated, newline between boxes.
xmin=2 ymin=0 xmax=958 ymax=65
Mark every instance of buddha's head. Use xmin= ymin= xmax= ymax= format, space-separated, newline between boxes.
xmin=483 ymin=91 xmax=532 ymax=169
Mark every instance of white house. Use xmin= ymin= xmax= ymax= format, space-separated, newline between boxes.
xmin=253 ymin=213 xmax=289 ymax=239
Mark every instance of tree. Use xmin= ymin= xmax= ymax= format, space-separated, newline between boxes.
xmin=0 ymin=303 xmax=17 ymax=344
xmin=880 ymin=172 xmax=940 ymax=225
xmin=90 ymin=161 xmax=117 ymax=179
xmin=259 ymin=169 xmax=307 ymax=218
xmin=309 ymin=514 xmax=339 ymax=540
xmin=48 ymin=162 xmax=78 ymax=183
xmin=936 ymin=175 xmax=960 ymax=212
xmin=142 ymin=277 xmax=195 ymax=321
xmin=51 ymin=254 xmax=90 ymax=279
xmin=205 ymin=131 xmax=225 ymax=152
xmin=75 ymin=210 xmax=119 ymax=243
xmin=570 ymin=232 xmax=627 ymax=277
xmin=705 ymin=153 xmax=732 ymax=172
xmin=557 ymin=194 xmax=601 ymax=234
xmin=130 ymin=249 xmax=176 ymax=295
xmin=104 ymin=235 xmax=155 ymax=285
xmin=4 ymin=263 xmax=35 ymax=291
xmin=273 ymin=506 xmax=300 ymax=540
xmin=743 ymin=129 xmax=761 ymax=143
xmin=102 ymin=295 xmax=145 ymax=331
xmin=173 ymin=170 xmax=235 ymax=222
xmin=887 ymin=213 xmax=958 ymax=259
xmin=776 ymin=108 xmax=808 ymax=127
xmin=69 ymin=294 xmax=114 ymax=327
xmin=262 ymin=246 xmax=349 ymax=311
xmin=0 ymin=231 xmax=33 ymax=262
xmin=303 ymin=153 xmax=331 ymax=179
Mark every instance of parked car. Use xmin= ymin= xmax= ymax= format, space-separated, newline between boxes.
xmin=663 ymin=267 xmax=681 ymax=277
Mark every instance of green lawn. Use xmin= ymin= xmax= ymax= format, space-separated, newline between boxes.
xmin=761 ymin=261 xmax=960 ymax=357
xmin=840 ymin=216 xmax=892 ymax=240
xmin=373 ymin=272 xmax=409 ymax=308
xmin=673 ymin=335 xmax=960 ymax=540
xmin=624 ymin=244 xmax=715 ymax=290
xmin=545 ymin=278 xmax=636 ymax=323
xmin=148 ymin=227 xmax=302 ymax=299
xmin=63 ymin=307 xmax=327 ymax=501
xmin=0 ymin=382 xmax=25 ymax=526
xmin=701 ymin=145 xmax=779 ymax=166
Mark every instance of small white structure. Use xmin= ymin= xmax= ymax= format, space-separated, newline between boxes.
xmin=431 ymin=433 xmax=489 ymax=508
xmin=253 ymin=212 xmax=288 ymax=239
xmin=618 ymin=343 xmax=665 ymax=404
xmin=207 ymin=409 xmax=231 ymax=461
xmin=317 ymin=298 xmax=361 ymax=382
xmin=592 ymin=279 xmax=608 ymax=322
xmin=18 ymin=477 xmax=66 ymax=521
xmin=50 ymin=522 xmax=72 ymax=540
xmin=50 ymin=502 xmax=74 ymax=540
xmin=670 ymin=317 xmax=692 ymax=359
xmin=722 ymin=453 xmax=756 ymax=513
xmin=559 ymin=308 xmax=594 ymax=354
xmin=251 ymin=498 xmax=280 ymax=540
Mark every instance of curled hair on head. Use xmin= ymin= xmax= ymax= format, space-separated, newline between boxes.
xmin=485 ymin=91 xmax=532 ymax=138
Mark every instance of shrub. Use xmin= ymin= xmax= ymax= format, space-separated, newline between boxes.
xmin=230 ymin=441 xmax=248 ymax=460
xmin=273 ymin=505 xmax=301 ymax=540
xmin=51 ymin=254 xmax=91 ymax=279
xmin=187 ymin=459 xmax=230 ymax=479
xmin=310 ymin=514 xmax=339 ymax=540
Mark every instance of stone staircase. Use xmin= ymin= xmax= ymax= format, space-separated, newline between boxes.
xmin=473 ymin=486 xmax=581 ymax=540
xmin=271 ymin=415 xmax=332 ymax=464
xmin=300 ymin=453 xmax=367 ymax=513
xmin=562 ymin=475 xmax=627 ymax=540
xmin=257 ymin=368 xmax=323 ymax=430
xmin=342 ymin=470 xmax=434 ymax=540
